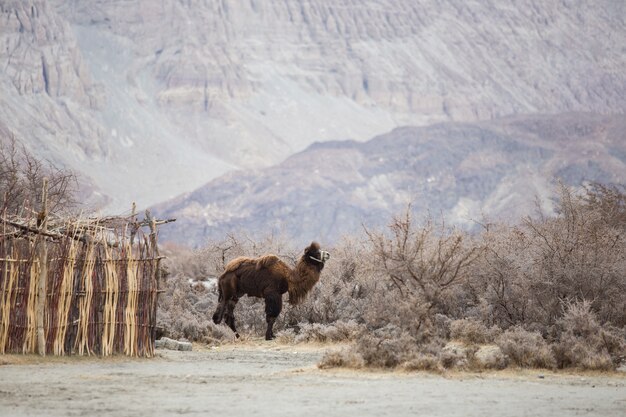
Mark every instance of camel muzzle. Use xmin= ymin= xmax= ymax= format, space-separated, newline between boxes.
xmin=310 ymin=250 xmax=330 ymax=264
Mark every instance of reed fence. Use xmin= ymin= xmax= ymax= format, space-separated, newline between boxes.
xmin=0 ymin=209 xmax=173 ymax=357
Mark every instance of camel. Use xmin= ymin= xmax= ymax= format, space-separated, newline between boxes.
xmin=212 ymin=242 xmax=330 ymax=340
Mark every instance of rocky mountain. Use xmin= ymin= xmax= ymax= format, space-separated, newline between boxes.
xmin=153 ymin=113 xmax=626 ymax=247
xmin=1 ymin=0 xmax=624 ymax=212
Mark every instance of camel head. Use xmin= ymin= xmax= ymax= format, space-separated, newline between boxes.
xmin=304 ymin=241 xmax=330 ymax=268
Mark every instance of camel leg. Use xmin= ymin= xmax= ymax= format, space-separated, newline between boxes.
xmin=264 ymin=293 xmax=282 ymax=340
xmin=224 ymin=298 xmax=239 ymax=338
xmin=212 ymin=278 xmax=226 ymax=324
xmin=215 ymin=273 xmax=239 ymax=336
xmin=212 ymin=301 xmax=225 ymax=324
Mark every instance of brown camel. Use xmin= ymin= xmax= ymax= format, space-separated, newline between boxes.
xmin=212 ymin=242 xmax=330 ymax=340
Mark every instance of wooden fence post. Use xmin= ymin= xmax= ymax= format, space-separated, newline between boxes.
xmin=130 ymin=202 xmax=137 ymax=247
xmin=36 ymin=178 xmax=48 ymax=356
xmin=145 ymin=210 xmax=161 ymax=272
xmin=145 ymin=210 xmax=161 ymax=349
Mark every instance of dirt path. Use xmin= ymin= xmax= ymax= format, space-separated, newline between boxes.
xmin=1 ymin=342 xmax=625 ymax=417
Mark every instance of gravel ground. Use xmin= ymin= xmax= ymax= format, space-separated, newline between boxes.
xmin=1 ymin=342 xmax=625 ymax=417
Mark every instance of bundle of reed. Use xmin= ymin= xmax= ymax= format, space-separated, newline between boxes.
xmin=0 ymin=234 xmax=37 ymax=354
xmin=0 ymin=256 xmax=19 ymax=353
xmin=52 ymin=236 xmax=77 ymax=355
xmin=101 ymin=243 xmax=119 ymax=356
xmin=114 ymin=253 xmax=128 ymax=355
xmin=124 ymin=241 xmax=139 ymax=357
xmin=133 ymin=239 xmax=158 ymax=357
xmin=22 ymin=257 xmax=39 ymax=353
xmin=14 ymin=254 xmax=35 ymax=353
xmin=75 ymin=241 xmax=96 ymax=356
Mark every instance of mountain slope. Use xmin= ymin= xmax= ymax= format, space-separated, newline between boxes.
xmin=1 ymin=1 xmax=624 ymax=211
xmin=153 ymin=113 xmax=626 ymax=247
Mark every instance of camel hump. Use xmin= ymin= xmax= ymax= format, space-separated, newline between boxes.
xmin=255 ymin=254 xmax=280 ymax=271
xmin=224 ymin=256 xmax=254 ymax=273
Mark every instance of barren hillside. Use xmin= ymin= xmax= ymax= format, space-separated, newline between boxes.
xmin=153 ymin=113 xmax=626 ymax=247
xmin=1 ymin=0 xmax=624 ymax=211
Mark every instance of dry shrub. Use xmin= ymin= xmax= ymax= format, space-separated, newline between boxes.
xmin=449 ymin=318 xmax=501 ymax=344
xmin=473 ymin=183 xmax=626 ymax=330
xmin=553 ymin=339 xmax=614 ymax=371
xmin=553 ymin=301 xmax=625 ymax=370
xmin=0 ymin=137 xmax=77 ymax=215
xmin=355 ymin=325 xmax=420 ymax=368
xmin=329 ymin=211 xmax=483 ymax=370
xmin=439 ymin=342 xmax=508 ymax=370
xmin=582 ymin=183 xmax=626 ymax=229
xmin=496 ymin=327 xmax=556 ymax=369
xmin=400 ymin=354 xmax=443 ymax=372
xmin=433 ymin=314 xmax=453 ymax=339
xmin=318 ymin=349 xmax=365 ymax=369
xmin=287 ymin=320 xmax=364 ymax=343
xmin=156 ymin=271 xmax=236 ymax=344
xmin=318 ymin=330 xmax=443 ymax=372
xmin=440 ymin=342 xmax=472 ymax=369
xmin=472 ymin=345 xmax=508 ymax=370
xmin=274 ymin=328 xmax=297 ymax=344
xmin=366 ymin=210 xmax=482 ymax=320
xmin=351 ymin=324 xmax=446 ymax=369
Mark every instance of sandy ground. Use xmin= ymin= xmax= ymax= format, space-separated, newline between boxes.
xmin=1 ymin=341 xmax=625 ymax=417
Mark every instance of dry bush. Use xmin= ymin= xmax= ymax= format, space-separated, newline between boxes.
xmin=473 ymin=183 xmax=626 ymax=330
xmin=469 ymin=224 xmax=533 ymax=328
xmin=318 ymin=349 xmax=365 ymax=369
xmin=439 ymin=342 xmax=472 ymax=369
xmin=354 ymin=325 xmax=420 ymax=368
xmin=496 ymin=327 xmax=556 ymax=369
xmin=350 ymin=324 xmax=445 ymax=369
xmin=274 ymin=328 xmax=298 ymax=344
xmin=156 ymin=268 xmax=235 ymax=344
xmin=472 ymin=345 xmax=509 ymax=370
xmin=276 ymin=320 xmax=364 ymax=344
xmin=0 ymin=137 xmax=77 ymax=216
xmin=400 ymin=354 xmax=443 ymax=372
xmin=466 ymin=183 xmax=626 ymax=369
xmin=582 ymin=182 xmax=626 ymax=229
xmin=320 ymin=211 xmax=483 ymax=369
xmin=366 ymin=210 xmax=482 ymax=318
xmin=160 ymin=246 xmax=215 ymax=284
xmin=354 ymin=211 xmax=483 ymax=346
xmin=553 ymin=337 xmax=614 ymax=371
xmin=449 ymin=318 xmax=501 ymax=344
xmin=439 ymin=342 xmax=508 ymax=370
xmin=552 ymin=301 xmax=625 ymax=370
